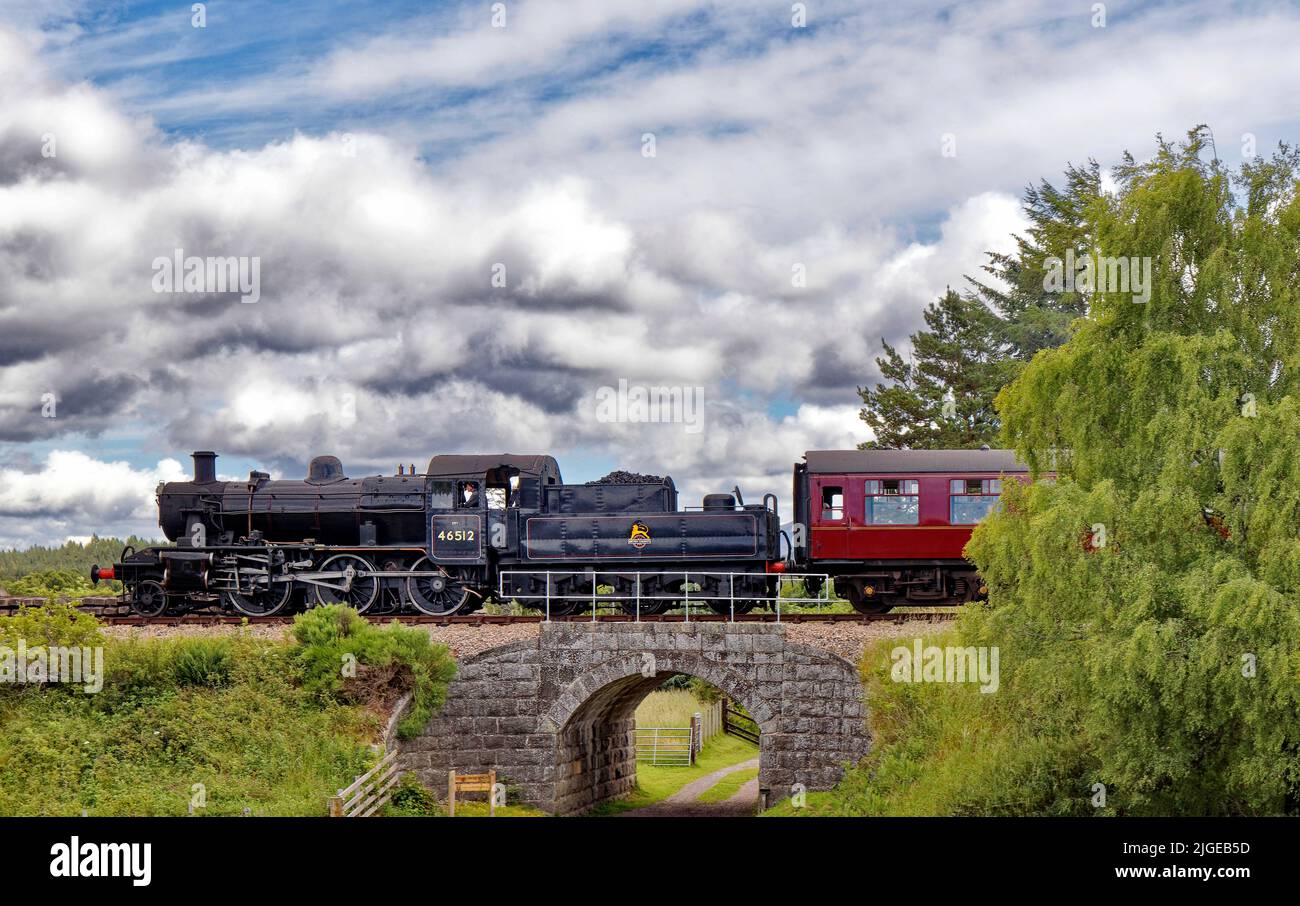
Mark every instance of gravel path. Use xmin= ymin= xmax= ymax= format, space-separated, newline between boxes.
xmin=621 ymin=757 xmax=761 ymax=818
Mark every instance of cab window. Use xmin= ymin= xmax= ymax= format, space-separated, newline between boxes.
xmin=429 ymin=480 xmax=455 ymax=508
xmin=457 ymin=480 xmax=481 ymax=508
xmin=949 ymin=478 xmax=1002 ymax=524
xmin=864 ymin=479 xmax=919 ymax=524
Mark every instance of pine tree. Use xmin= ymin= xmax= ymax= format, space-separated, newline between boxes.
xmin=857 ymin=289 xmax=1016 ymax=448
xmin=858 ymin=161 xmax=1101 ymax=448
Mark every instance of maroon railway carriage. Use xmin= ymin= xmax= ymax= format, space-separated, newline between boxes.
xmin=792 ymin=448 xmax=1030 ymax=612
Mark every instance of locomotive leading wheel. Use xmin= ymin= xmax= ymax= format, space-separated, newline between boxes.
xmin=222 ymin=578 xmax=293 ymax=617
xmin=314 ymin=554 xmax=379 ymax=613
xmin=131 ymin=580 xmax=169 ymax=618
xmin=406 ymin=558 xmax=471 ymax=616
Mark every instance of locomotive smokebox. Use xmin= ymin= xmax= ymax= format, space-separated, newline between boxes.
xmin=192 ymin=451 xmax=218 ymax=484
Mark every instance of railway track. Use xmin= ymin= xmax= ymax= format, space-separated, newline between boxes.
xmin=0 ymin=596 xmax=958 ymax=626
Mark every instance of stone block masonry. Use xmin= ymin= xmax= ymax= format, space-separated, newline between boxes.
xmin=400 ymin=621 xmax=870 ymax=815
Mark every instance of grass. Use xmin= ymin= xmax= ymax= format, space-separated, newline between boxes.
xmin=0 ymin=604 xmax=456 ymax=817
xmin=0 ymin=636 xmax=378 ymax=816
xmin=440 ymin=801 xmax=548 ymax=818
xmin=697 ymin=767 xmax=758 ymax=803
xmin=634 ymin=689 xmax=706 ymax=727
xmin=762 ymin=627 xmax=1030 ymax=817
xmin=588 ymin=732 xmax=759 ymax=815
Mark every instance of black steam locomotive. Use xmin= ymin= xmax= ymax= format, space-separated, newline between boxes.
xmin=97 ymin=451 xmax=784 ymax=617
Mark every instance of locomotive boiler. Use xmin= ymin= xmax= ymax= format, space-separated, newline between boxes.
xmin=99 ymin=451 xmax=784 ymax=618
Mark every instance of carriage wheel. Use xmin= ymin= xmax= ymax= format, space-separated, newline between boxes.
xmin=314 ymin=554 xmax=379 ymax=613
xmin=406 ymin=558 xmax=471 ymax=616
xmin=222 ymin=578 xmax=293 ymax=617
xmin=842 ymin=580 xmax=893 ymax=614
xmin=131 ymin=580 xmax=169 ymax=618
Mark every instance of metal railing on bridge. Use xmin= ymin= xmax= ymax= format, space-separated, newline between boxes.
xmin=497 ymin=569 xmax=832 ymax=622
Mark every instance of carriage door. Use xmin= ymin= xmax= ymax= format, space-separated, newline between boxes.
xmin=811 ymin=477 xmax=848 ymax=559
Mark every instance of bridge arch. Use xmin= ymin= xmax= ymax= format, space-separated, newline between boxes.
xmin=401 ymin=623 xmax=869 ymax=815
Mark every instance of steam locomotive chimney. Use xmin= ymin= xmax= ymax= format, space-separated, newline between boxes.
xmin=192 ymin=451 xmax=217 ymax=484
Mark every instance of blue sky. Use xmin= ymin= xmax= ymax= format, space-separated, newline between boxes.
xmin=2 ymin=0 xmax=1299 ymax=546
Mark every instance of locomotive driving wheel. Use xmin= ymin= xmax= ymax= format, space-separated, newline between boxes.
xmin=131 ymin=580 xmax=169 ymax=618
xmin=222 ymin=577 xmax=293 ymax=617
xmin=406 ymin=557 xmax=471 ymax=616
xmin=314 ymin=554 xmax=379 ymax=613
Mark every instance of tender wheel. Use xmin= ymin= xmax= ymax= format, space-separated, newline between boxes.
xmin=131 ymin=580 xmax=169 ymax=618
xmin=222 ymin=577 xmax=293 ymax=617
xmin=314 ymin=554 xmax=379 ymax=613
xmin=406 ymin=558 xmax=471 ymax=616
xmin=706 ymin=598 xmax=757 ymax=616
xmin=618 ymin=581 xmax=672 ymax=616
xmin=705 ymin=576 xmax=767 ymax=615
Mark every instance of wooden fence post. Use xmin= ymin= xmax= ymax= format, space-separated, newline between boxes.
xmin=448 ymin=769 xmax=456 ymax=817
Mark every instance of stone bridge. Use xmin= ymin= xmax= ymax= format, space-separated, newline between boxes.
xmin=400 ymin=622 xmax=870 ymax=815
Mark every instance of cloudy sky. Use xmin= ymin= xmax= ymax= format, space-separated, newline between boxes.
xmin=0 ymin=0 xmax=1297 ymax=547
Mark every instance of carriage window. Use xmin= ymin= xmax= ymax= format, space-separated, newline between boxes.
xmin=865 ymin=479 xmax=919 ymax=525
xmin=949 ymin=478 xmax=1002 ymax=524
xmin=820 ymin=486 xmax=844 ymax=520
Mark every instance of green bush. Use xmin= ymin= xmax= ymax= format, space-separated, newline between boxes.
xmin=102 ymin=637 xmax=249 ymax=704
xmin=290 ymin=605 xmax=456 ymax=738
xmin=172 ymin=638 xmax=233 ymax=687
xmin=0 ymin=602 xmax=105 ymax=650
xmin=5 ymin=569 xmax=113 ymax=599
xmin=386 ymin=772 xmax=441 ymax=816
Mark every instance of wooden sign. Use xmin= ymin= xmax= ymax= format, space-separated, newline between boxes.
xmin=448 ymin=769 xmax=498 ymax=816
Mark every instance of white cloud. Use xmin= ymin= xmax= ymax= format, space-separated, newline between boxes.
xmin=0 ymin=451 xmax=183 ymax=547
xmin=1 ymin=0 xmax=1297 ymax=545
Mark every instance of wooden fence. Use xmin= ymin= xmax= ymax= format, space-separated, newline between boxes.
xmin=722 ymin=698 xmax=760 ymax=745
xmin=697 ymin=698 xmax=723 ymax=743
xmin=328 ymin=750 xmax=400 ymax=817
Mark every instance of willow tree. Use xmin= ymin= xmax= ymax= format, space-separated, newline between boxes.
xmin=965 ymin=128 xmax=1300 ymax=814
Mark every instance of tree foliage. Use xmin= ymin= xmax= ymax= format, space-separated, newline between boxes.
xmin=0 ymin=536 xmax=155 ymax=585
xmin=858 ymin=290 xmax=1018 ymax=448
xmin=965 ymin=127 xmax=1300 ymax=814
xmin=858 ymin=161 xmax=1097 ymax=448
